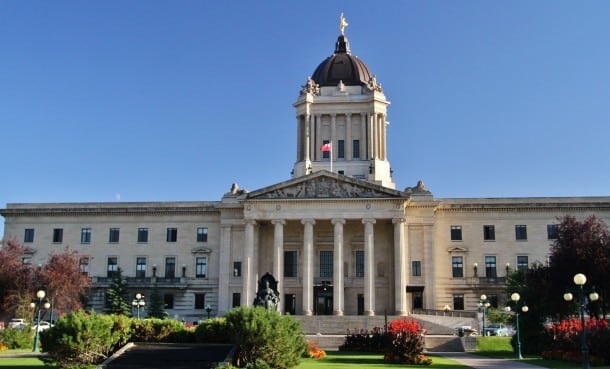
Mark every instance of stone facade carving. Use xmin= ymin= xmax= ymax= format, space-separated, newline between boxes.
xmin=405 ymin=180 xmax=431 ymax=195
xmin=366 ymin=75 xmax=383 ymax=93
xmin=299 ymin=76 xmax=320 ymax=96
xmin=250 ymin=177 xmax=396 ymax=199
xmin=253 ymin=272 xmax=280 ymax=310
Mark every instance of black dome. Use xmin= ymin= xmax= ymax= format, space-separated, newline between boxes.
xmin=311 ymin=35 xmax=374 ymax=87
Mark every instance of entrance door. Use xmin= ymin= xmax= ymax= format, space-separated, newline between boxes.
xmin=314 ymin=285 xmax=333 ymax=315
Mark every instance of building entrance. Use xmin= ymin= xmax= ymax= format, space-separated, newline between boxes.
xmin=313 ymin=284 xmax=333 ymax=315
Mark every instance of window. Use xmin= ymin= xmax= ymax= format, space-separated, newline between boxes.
xmin=483 ymin=225 xmax=495 ymax=241
xmin=53 ymin=228 xmax=63 ymax=243
xmin=136 ymin=257 xmax=147 ymax=278
xmin=166 ymin=228 xmax=177 ymax=242
xmin=453 ymin=294 xmax=464 ymax=310
xmin=164 ymin=294 xmax=174 ymax=309
xmin=452 ymin=256 xmax=464 ymax=278
xmin=450 ymin=226 xmax=462 ymax=241
xmin=320 ymin=251 xmax=333 ymax=278
xmin=197 ymin=227 xmax=208 ymax=242
xmin=515 ymin=225 xmax=527 ymax=241
xmin=547 ymin=224 xmax=558 ymax=240
xmin=232 ymin=293 xmax=241 ymax=308
xmin=352 ymin=140 xmax=360 ymax=159
xmin=322 ymin=140 xmax=330 ymax=159
xmin=233 ymin=261 xmax=241 ymax=277
xmin=485 ymin=256 xmax=497 ymax=278
xmin=337 ymin=140 xmax=345 ymax=159
xmin=109 ymin=228 xmax=120 ymax=243
xmin=24 ymin=228 xmax=34 ymax=243
xmin=165 ymin=257 xmax=176 ymax=278
xmin=107 ymin=257 xmax=118 ymax=278
xmin=411 ymin=261 xmax=421 ymax=277
xmin=79 ymin=257 xmax=89 ymax=275
xmin=196 ymin=257 xmax=207 ymax=278
xmin=137 ymin=228 xmax=148 ymax=243
xmin=517 ymin=256 xmax=529 ymax=272
xmin=284 ymin=251 xmax=297 ymax=277
xmin=355 ymin=250 xmax=364 ymax=277
xmin=81 ymin=228 xmax=91 ymax=244
xmin=194 ymin=293 xmax=206 ymax=309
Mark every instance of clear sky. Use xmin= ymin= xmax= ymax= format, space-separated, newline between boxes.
xmin=2 ymin=1 xmax=610 ymax=235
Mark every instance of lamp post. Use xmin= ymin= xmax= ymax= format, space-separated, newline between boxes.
xmin=505 ymin=292 xmax=528 ymax=359
xmin=30 ymin=290 xmax=50 ymax=352
xmin=479 ymin=294 xmax=491 ymax=336
xmin=563 ymin=273 xmax=599 ymax=369
xmin=205 ymin=304 xmax=212 ymax=319
xmin=132 ymin=293 xmax=146 ymax=319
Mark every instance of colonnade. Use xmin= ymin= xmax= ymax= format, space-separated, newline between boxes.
xmin=240 ymin=216 xmax=409 ymax=316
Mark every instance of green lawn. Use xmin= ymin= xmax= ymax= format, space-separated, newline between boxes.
xmin=296 ymin=352 xmax=469 ymax=368
xmin=0 ymin=357 xmax=53 ymax=368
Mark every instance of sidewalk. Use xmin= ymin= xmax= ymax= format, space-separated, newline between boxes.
xmin=434 ymin=352 xmax=542 ymax=369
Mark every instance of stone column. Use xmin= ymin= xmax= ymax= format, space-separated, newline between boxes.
xmin=302 ymin=219 xmax=315 ymax=315
xmin=242 ymin=220 xmax=256 ymax=306
xmin=315 ymin=115 xmax=321 ymax=161
xmin=363 ymin=218 xmax=376 ymax=316
xmin=304 ymin=114 xmax=311 ymax=162
xmin=330 ymin=114 xmax=336 ymax=163
xmin=272 ymin=219 xmax=286 ymax=312
xmin=218 ymin=224 xmax=232 ymax=314
xmin=345 ymin=114 xmax=352 ymax=160
xmin=393 ymin=218 xmax=407 ymax=315
xmin=369 ymin=114 xmax=376 ymax=159
xmin=361 ymin=114 xmax=367 ymax=160
xmin=332 ymin=218 xmax=345 ymax=315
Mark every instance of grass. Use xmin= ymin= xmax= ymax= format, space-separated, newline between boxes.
xmin=296 ymin=351 xmax=469 ymax=368
xmin=0 ymin=357 xmax=52 ymax=368
xmin=474 ymin=336 xmax=610 ymax=369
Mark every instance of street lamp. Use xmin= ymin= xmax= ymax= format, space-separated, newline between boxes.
xmin=30 ymin=290 xmax=51 ymax=352
xmin=563 ymin=273 xmax=599 ymax=369
xmin=132 ymin=293 xmax=146 ymax=319
xmin=478 ymin=294 xmax=491 ymax=336
xmin=505 ymin=292 xmax=528 ymax=359
xmin=205 ymin=304 xmax=212 ymax=319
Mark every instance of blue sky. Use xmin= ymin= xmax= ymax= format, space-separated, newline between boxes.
xmin=2 ymin=1 xmax=610 ymax=235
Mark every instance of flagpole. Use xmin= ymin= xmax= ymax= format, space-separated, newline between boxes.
xmin=330 ymin=143 xmax=333 ymax=173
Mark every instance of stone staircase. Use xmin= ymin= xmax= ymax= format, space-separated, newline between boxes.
xmin=293 ymin=314 xmax=479 ymax=352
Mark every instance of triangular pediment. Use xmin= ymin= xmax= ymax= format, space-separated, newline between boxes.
xmin=246 ymin=171 xmax=405 ymax=200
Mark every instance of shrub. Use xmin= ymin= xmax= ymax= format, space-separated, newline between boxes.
xmin=0 ymin=327 xmax=34 ymax=349
xmin=543 ymin=317 xmax=610 ymax=364
xmin=131 ymin=318 xmax=192 ymax=343
xmin=194 ymin=317 xmax=230 ymax=343
xmin=305 ymin=340 xmax=326 ymax=359
xmin=384 ymin=318 xmax=427 ymax=364
xmin=224 ymin=306 xmax=307 ymax=369
xmin=339 ymin=326 xmax=391 ymax=352
xmin=40 ymin=311 xmax=118 ymax=368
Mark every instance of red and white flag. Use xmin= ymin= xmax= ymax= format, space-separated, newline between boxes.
xmin=320 ymin=143 xmax=331 ymax=152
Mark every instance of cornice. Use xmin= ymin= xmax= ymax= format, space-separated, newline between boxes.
xmin=1 ymin=204 xmax=221 ymax=217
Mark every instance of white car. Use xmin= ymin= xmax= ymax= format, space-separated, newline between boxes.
xmin=484 ymin=323 xmax=510 ymax=336
xmin=32 ymin=321 xmax=52 ymax=332
xmin=8 ymin=318 xmax=27 ymax=329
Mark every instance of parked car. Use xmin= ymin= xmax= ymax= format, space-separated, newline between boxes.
xmin=8 ymin=318 xmax=27 ymax=329
xmin=32 ymin=321 xmax=53 ymax=332
xmin=483 ymin=323 xmax=510 ymax=336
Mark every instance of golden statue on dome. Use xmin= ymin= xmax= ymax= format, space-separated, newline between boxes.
xmin=339 ymin=13 xmax=348 ymax=35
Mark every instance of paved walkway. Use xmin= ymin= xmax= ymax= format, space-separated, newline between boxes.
xmin=434 ymin=352 xmax=542 ymax=369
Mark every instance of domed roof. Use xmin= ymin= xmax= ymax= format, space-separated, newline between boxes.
xmin=311 ymin=35 xmax=374 ymax=87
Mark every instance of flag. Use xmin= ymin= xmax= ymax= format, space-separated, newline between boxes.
xmin=320 ymin=143 xmax=331 ymax=152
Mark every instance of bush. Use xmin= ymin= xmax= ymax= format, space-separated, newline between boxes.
xmin=131 ymin=318 xmax=193 ymax=343
xmin=224 ymin=306 xmax=306 ymax=369
xmin=40 ymin=311 xmax=119 ymax=368
xmin=339 ymin=326 xmax=391 ymax=352
xmin=194 ymin=317 xmax=230 ymax=343
xmin=543 ymin=317 xmax=610 ymax=365
xmin=0 ymin=327 xmax=34 ymax=349
xmin=384 ymin=318 xmax=427 ymax=364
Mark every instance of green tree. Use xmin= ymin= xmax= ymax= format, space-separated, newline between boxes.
xmin=147 ymin=283 xmax=165 ymax=319
xmin=106 ymin=268 xmax=131 ymax=315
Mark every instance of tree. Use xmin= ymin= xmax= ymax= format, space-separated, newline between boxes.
xmin=549 ymin=215 xmax=610 ymax=317
xmin=147 ymin=283 xmax=165 ymax=319
xmin=39 ymin=247 xmax=91 ymax=319
xmin=0 ymin=239 xmax=35 ymax=319
xmin=106 ymin=268 xmax=131 ymax=315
